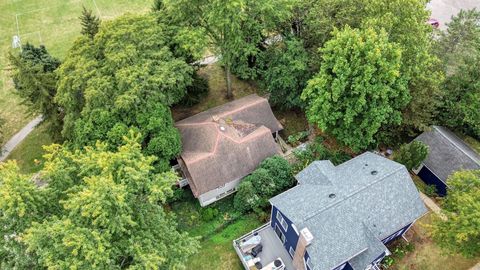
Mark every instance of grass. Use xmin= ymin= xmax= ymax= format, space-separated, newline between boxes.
xmin=169 ymin=189 xmax=263 ymax=270
xmin=172 ymin=64 xmax=258 ymax=121
xmin=6 ymin=123 xmax=53 ymax=174
xmin=391 ymin=213 xmax=478 ymax=270
xmin=0 ymin=0 xmax=150 ymax=143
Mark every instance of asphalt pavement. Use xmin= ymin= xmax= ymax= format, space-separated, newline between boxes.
xmin=427 ymin=0 xmax=480 ymax=29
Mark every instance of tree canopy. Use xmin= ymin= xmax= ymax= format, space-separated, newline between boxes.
xmin=431 ymin=170 xmax=480 ymax=258
xmin=80 ymin=6 xmax=101 ymax=40
xmin=393 ymin=141 xmax=429 ymax=171
xmin=163 ymin=0 xmax=294 ymax=98
xmin=436 ymin=9 xmax=480 ymax=139
xmin=55 ymin=14 xmax=202 ymax=170
xmin=9 ymin=43 xmax=62 ymax=138
xmin=302 ymin=26 xmax=409 ymax=151
xmin=0 ymin=133 xmax=198 ymax=269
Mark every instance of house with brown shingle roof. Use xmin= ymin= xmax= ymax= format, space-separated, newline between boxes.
xmin=176 ymin=94 xmax=283 ymax=206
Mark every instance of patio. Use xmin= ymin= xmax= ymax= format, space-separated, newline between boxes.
xmin=233 ymin=223 xmax=295 ymax=270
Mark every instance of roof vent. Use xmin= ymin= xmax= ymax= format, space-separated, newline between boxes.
xmin=371 ymin=170 xmax=378 ymax=175
xmin=219 ymin=126 xmax=226 ymax=131
xmin=328 ymin=193 xmax=336 ymax=199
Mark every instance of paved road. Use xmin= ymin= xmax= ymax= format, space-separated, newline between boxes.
xmin=427 ymin=0 xmax=480 ymax=29
xmin=0 ymin=115 xmax=43 ymax=162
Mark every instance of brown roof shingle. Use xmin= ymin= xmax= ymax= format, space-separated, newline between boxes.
xmin=176 ymin=94 xmax=282 ymax=196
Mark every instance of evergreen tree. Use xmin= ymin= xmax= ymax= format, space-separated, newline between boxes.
xmin=9 ymin=43 xmax=62 ymax=139
xmin=79 ymin=6 xmax=100 ymax=40
xmin=393 ymin=141 xmax=429 ymax=171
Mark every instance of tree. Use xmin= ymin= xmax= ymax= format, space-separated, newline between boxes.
xmin=56 ymin=14 xmax=201 ymax=170
xmin=0 ymin=133 xmax=199 ymax=269
xmin=0 ymin=162 xmax=49 ymax=269
xmin=9 ymin=43 xmax=62 ymax=139
xmin=260 ymin=37 xmax=311 ymax=109
xmin=259 ymin=155 xmax=294 ymax=190
xmin=163 ymin=0 xmax=293 ymax=99
xmin=436 ymin=9 xmax=480 ymax=139
xmin=302 ymin=26 xmax=409 ymax=152
xmin=362 ymin=0 xmax=444 ymax=135
xmin=234 ymin=180 xmax=260 ymax=213
xmin=393 ymin=141 xmax=429 ymax=171
xmin=80 ymin=6 xmax=100 ymax=40
xmin=234 ymin=156 xmax=293 ymax=212
xmin=152 ymin=0 xmax=164 ymax=12
xmin=431 ymin=170 xmax=480 ymax=258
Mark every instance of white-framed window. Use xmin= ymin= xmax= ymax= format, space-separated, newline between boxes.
xmin=275 ymin=224 xmax=286 ymax=244
xmin=305 ymin=257 xmax=313 ymax=270
xmin=289 ymin=246 xmax=295 ymax=258
xmin=276 ymin=211 xmax=289 ymax=232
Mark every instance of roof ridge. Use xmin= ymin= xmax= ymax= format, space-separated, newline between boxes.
xmin=434 ymin=126 xmax=480 ymax=164
xmin=301 ymin=165 xmax=404 ymax=223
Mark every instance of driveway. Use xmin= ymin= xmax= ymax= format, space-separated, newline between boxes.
xmin=427 ymin=0 xmax=480 ymax=29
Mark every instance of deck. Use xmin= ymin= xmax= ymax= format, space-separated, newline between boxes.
xmin=233 ymin=223 xmax=294 ymax=270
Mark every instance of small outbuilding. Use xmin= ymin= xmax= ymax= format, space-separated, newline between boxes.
xmin=414 ymin=126 xmax=480 ymax=196
xmin=176 ymin=94 xmax=283 ymax=206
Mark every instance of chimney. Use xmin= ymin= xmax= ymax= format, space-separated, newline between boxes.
xmin=293 ymin=227 xmax=314 ymax=270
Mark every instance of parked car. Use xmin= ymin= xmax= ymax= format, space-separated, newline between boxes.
xmin=428 ymin=18 xmax=440 ymax=28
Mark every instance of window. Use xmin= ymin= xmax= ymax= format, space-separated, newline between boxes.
xmin=305 ymin=257 xmax=313 ymax=269
xmin=289 ymin=246 xmax=295 ymax=258
xmin=275 ymin=225 xmax=286 ymax=244
xmin=276 ymin=211 xmax=289 ymax=232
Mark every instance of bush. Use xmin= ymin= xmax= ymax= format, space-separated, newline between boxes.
xmin=424 ymin=184 xmax=438 ymax=197
xmin=259 ymin=155 xmax=295 ymax=190
xmin=234 ymin=181 xmax=261 ymax=213
xmin=234 ymin=156 xmax=294 ymax=213
xmin=179 ymin=73 xmax=209 ymax=106
xmin=393 ymin=141 xmax=429 ymax=171
xmin=200 ymin=207 xmax=220 ymax=222
xmin=293 ymin=137 xmax=351 ymax=172
xmin=167 ymin=187 xmax=190 ymax=204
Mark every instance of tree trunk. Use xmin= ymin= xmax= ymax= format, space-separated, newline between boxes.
xmin=224 ymin=64 xmax=233 ymax=99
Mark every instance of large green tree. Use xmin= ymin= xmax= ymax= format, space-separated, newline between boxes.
xmin=260 ymin=36 xmax=311 ymax=109
xmin=302 ymin=26 xmax=409 ymax=151
xmin=362 ymin=0 xmax=443 ymax=135
xmin=0 ymin=116 xmax=5 ymax=144
xmin=163 ymin=0 xmax=293 ymax=98
xmin=9 ymin=43 xmax=62 ymax=138
xmin=436 ymin=9 xmax=480 ymax=139
xmin=0 ymin=133 xmax=198 ymax=269
xmin=431 ymin=170 xmax=480 ymax=258
xmin=55 ymin=14 xmax=201 ymax=170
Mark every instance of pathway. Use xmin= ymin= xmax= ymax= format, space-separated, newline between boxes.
xmin=427 ymin=0 xmax=480 ymax=29
xmin=0 ymin=115 xmax=43 ymax=162
xmin=419 ymin=192 xmax=447 ymax=220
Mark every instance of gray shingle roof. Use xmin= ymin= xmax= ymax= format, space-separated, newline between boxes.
xmin=269 ymin=152 xmax=427 ymax=270
xmin=415 ymin=126 xmax=480 ymax=183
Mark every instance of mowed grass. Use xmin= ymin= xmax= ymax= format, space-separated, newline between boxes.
xmin=0 ymin=0 xmax=150 ymax=143
xmin=6 ymin=122 xmax=53 ymax=173
xmin=392 ymin=213 xmax=479 ymax=270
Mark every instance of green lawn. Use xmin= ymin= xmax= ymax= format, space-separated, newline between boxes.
xmin=0 ymin=0 xmax=150 ymax=143
xmin=6 ymin=123 xmax=53 ymax=174
xmin=169 ymin=189 xmax=263 ymax=269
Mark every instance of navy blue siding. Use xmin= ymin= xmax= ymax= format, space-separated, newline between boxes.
xmin=270 ymin=206 xmax=300 ymax=259
xmin=382 ymin=222 xmax=412 ymax=244
xmin=304 ymin=251 xmax=312 ymax=270
xmin=343 ymin=262 xmax=354 ymax=270
xmin=417 ymin=166 xmax=447 ymax=196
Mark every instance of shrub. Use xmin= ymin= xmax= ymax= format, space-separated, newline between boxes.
xmin=393 ymin=141 xmax=429 ymax=171
xmin=234 ymin=181 xmax=260 ymax=213
xmin=424 ymin=184 xmax=438 ymax=197
xmin=200 ymin=207 xmax=219 ymax=222
xmin=259 ymin=155 xmax=295 ymax=190
xmin=287 ymin=131 xmax=309 ymax=146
